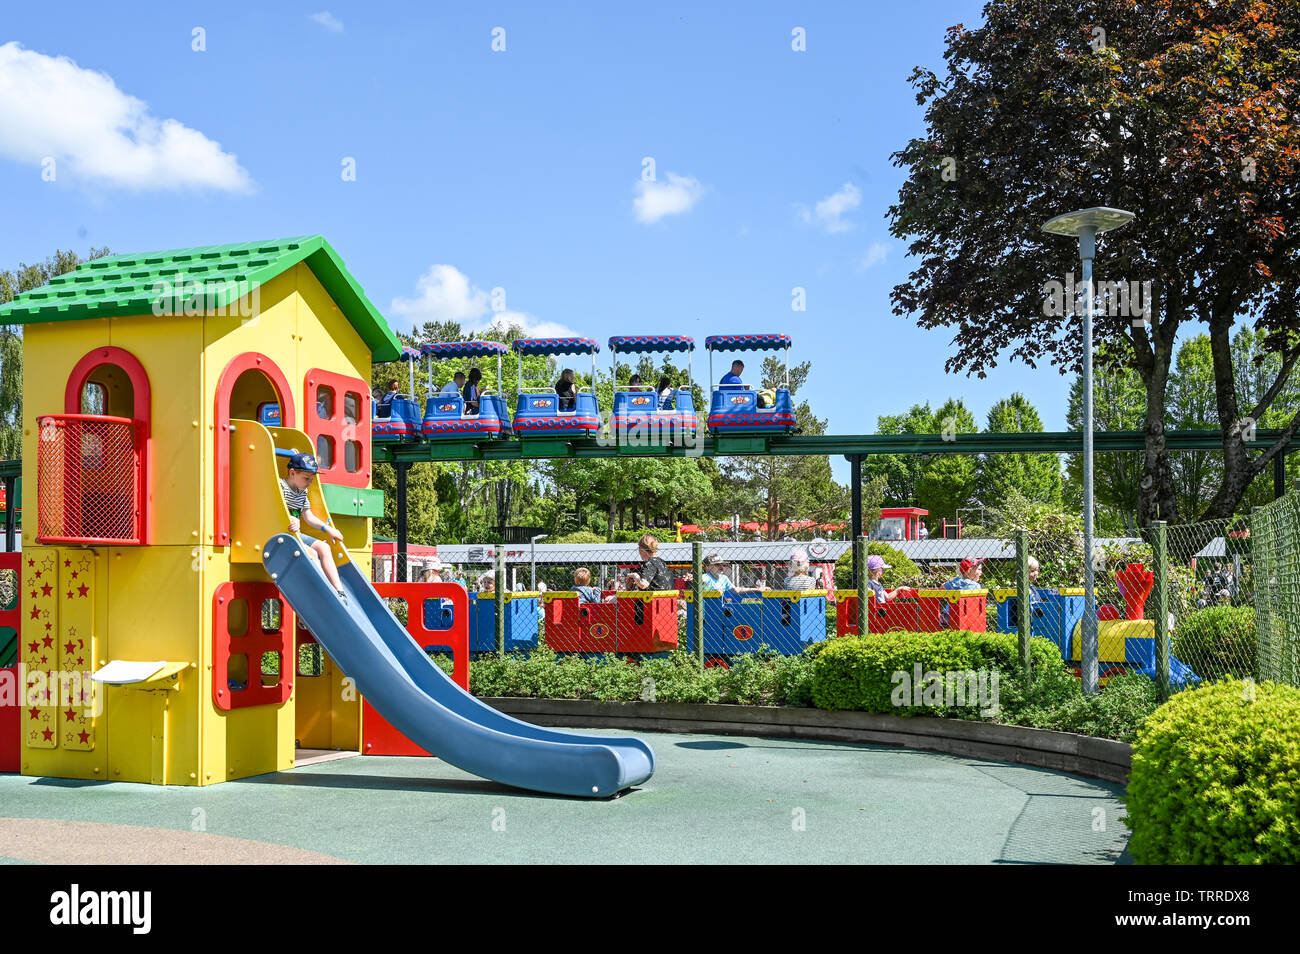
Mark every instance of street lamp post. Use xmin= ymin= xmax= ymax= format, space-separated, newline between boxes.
xmin=1042 ymin=206 xmax=1135 ymax=694
xmin=530 ymin=534 xmax=548 ymax=589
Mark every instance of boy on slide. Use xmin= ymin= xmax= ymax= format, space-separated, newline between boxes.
xmin=281 ymin=452 xmax=348 ymax=602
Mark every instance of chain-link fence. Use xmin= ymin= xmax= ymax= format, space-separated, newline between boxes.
xmin=1251 ymin=497 xmax=1300 ymax=687
xmin=366 ymin=518 xmax=1272 ymax=694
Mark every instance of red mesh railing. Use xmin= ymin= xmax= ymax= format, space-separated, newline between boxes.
xmin=36 ymin=414 xmax=142 ymax=545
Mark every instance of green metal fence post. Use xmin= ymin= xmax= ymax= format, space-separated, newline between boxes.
xmin=495 ymin=547 xmax=506 ymax=657
xmin=1016 ymin=530 xmax=1031 ymax=676
xmin=692 ymin=541 xmax=704 ymax=668
xmin=855 ymin=535 xmax=868 ymax=637
xmin=1151 ymin=520 xmax=1169 ymax=701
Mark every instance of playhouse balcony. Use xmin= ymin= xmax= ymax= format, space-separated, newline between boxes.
xmin=36 ymin=414 xmax=145 ymax=545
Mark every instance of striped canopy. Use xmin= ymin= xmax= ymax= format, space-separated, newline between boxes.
xmin=608 ymin=335 xmax=694 ymax=354
xmin=705 ymin=334 xmax=792 ymax=352
xmin=420 ymin=341 xmax=509 ymax=357
xmin=398 ymin=346 xmax=422 ymax=362
xmin=512 ymin=337 xmax=600 ymax=355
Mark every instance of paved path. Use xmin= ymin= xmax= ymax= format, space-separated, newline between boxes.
xmin=0 ymin=731 xmax=1130 ymax=864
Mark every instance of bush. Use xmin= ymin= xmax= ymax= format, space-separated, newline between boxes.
xmin=1124 ymin=678 xmax=1300 ymax=863
xmin=548 ymin=529 xmax=607 ymax=544
xmin=1172 ymin=605 xmax=1257 ymax=681
xmin=834 ymin=542 xmax=921 ymax=589
xmin=774 ymin=653 xmax=816 ymax=707
xmin=811 ymin=631 xmax=980 ymax=716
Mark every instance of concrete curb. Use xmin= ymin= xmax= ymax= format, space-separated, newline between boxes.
xmin=481 ymin=697 xmax=1132 ymax=785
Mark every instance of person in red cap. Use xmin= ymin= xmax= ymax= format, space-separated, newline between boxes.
xmin=940 ymin=557 xmax=984 ymax=627
xmin=945 ymin=557 xmax=985 ymax=590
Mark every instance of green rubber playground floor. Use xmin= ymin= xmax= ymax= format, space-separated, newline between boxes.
xmin=0 ymin=731 xmax=1131 ymax=864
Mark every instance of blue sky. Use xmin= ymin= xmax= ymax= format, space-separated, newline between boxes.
xmin=0 ymin=1 xmax=1083 ymax=480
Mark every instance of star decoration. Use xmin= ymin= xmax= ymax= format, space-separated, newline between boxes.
xmin=77 ymin=584 xmax=89 ymax=597
xmin=64 ymin=707 xmax=77 ymax=723
xmin=41 ymin=727 xmax=53 ymax=742
xmin=27 ymin=706 xmax=40 ymax=720
xmin=40 ymin=583 xmax=52 ymax=596
xmin=63 ymin=641 xmax=76 ymax=655
xmin=77 ymin=729 xmax=90 ymax=744
xmin=41 ymin=636 xmax=53 ymax=648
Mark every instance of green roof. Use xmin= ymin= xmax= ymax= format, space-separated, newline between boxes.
xmin=0 ymin=235 xmax=401 ymax=361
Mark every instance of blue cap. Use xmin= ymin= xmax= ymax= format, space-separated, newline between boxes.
xmin=288 ymin=452 xmax=319 ymax=473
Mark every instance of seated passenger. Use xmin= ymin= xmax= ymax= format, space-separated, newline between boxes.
xmin=555 ymin=368 xmax=577 ymax=411
xmin=784 ymin=551 xmax=817 ymax=591
xmin=627 ymin=373 xmax=645 ymax=392
xmin=700 ymin=553 xmax=765 ymax=595
xmin=944 ymin=557 xmax=985 ymax=590
xmin=463 ymin=367 xmax=482 ymax=414
xmin=626 ymin=534 xmax=673 ymax=591
xmin=941 ymin=557 xmax=984 ymax=626
xmin=756 ymin=387 xmax=776 ymax=408
xmin=440 ymin=372 xmax=465 ymax=396
xmin=378 ymin=379 xmax=401 ymax=406
xmin=573 ymin=567 xmax=605 ymax=603
xmin=657 ymin=375 xmax=674 ymax=410
xmin=865 ymin=555 xmax=898 ymax=603
xmin=720 ymin=360 xmax=745 ymax=388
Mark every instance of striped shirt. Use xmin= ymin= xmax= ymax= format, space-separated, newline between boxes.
xmin=280 ymin=478 xmax=310 ymax=518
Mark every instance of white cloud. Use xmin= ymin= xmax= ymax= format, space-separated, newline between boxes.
xmin=309 ymin=12 xmax=344 ymax=33
xmin=390 ymin=264 xmax=574 ymax=337
xmin=798 ymin=182 xmax=861 ymax=233
xmin=634 ymin=172 xmax=705 ymax=224
xmin=858 ymin=241 xmax=891 ymax=270
xmin=0 ymin=42 xmax=252 ymax=192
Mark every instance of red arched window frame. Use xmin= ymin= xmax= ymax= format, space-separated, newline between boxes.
xmin=63 ymin=346 xmax=152 ymax=545
xmin=214 ymin=353 xmax=296 ymax=547
xmin=304 ymin=368 xmax=371 ymax=489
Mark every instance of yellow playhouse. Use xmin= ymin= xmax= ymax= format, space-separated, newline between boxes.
xmin=0 ymin=235 xmax=399 ymax=785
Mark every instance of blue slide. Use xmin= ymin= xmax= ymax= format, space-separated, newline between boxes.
xmin=263 ymin=534 xmax=655 ymax=798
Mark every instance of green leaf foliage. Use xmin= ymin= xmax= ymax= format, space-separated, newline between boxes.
xmin=1172 ymin=605 xmax=1257 ymax=683
xmin=1124 ymin=679 xmax=1300 ymax=864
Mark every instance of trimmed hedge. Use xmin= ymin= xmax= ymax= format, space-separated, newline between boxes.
xmin=448 ymin=630 xmax=1161 ymax=742
xmin=1172 ymin=605 xmax=1256 ymax=682
xmin=1124 ymin=678 xmax=1300 ymax=864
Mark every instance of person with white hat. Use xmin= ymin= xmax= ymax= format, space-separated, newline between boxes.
xmin=421 ymin=559 xmax=449 ymax=583
xmin=865 ymin=554 xmax=898 ymax=603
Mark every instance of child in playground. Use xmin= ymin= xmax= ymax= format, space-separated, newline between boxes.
xmin=281 ymin=452 xmax=347 ymax=601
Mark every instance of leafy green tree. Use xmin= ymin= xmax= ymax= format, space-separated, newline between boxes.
xmin=718 ymin=357 xmax=847 ymax=540
xmin=914 ymin=398 xmax=977 ymax=523
xmin=978 ymin=393 xmax=1062 ymax=509
xmin=0 ymin=248 xmax=110 ymax=458
xmin=1064 ymin=362 xmax=1146 ymax=534
xmin=888 ymin=0 xmax=1300 ymax=524
xmin=861 ymin=403 xmax=935 ymax=507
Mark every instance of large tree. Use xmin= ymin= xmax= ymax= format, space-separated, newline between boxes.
xmin=914 ymin=397 xmax=978 ymax=523
xmin=979 ymin=392 xmax=1063 ymax=508
xmin=861 ymin=403 xmax=936 ymax=506
xmin=888 ymin=0 xmax=1300 ymax=526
